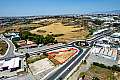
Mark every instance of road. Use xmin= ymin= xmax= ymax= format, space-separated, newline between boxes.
xmin=47 ymin=29 xmax=113 ymax=80
xmin=47 ymin=42 xmax=84 ymax=80
xmin=0 ymin=35 xmax=16 ymax=60
xmin=0 ymin=28 xmax=113 ymax=80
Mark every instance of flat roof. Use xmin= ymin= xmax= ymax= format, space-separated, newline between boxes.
xmin=2 ymin=57 xmax=20 ymax=69
xmin=111 ymin=33 xmax=120 ymax=37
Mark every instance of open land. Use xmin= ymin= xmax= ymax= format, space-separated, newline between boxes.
xmin=0 ymin=40 xmax=7 ymax=55
xmin=80 ymin=65 xmax=120 ymax=80
xmin=29 ymin=58 xmax=55 ymax=75
xmin=68 ymin=64 xmax=120 ymax=80
xmin=48 ymin=47 xmax=78 ymax=64
xmin=30 ymin=23 xmax=89 ymax=42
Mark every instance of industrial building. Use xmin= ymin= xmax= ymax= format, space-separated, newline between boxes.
xmin=91 ymin=47 xmax=118 ymax=61
xmin=0 ymin=57 xmax=21 ymax=71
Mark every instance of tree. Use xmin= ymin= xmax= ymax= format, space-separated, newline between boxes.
xmin=12 ymin=41 xmax=20 ymax=48
xmin=92 ymin=77 xmax=100 ymax=80
xmin=20 ymin=31 xmax=31 ymax=40
xmin=82 ymin=75 xmax=85 ymax=80
xmin=25 ymin=53 xmax=30 ymax=59
xmin=93 ymin=19 xmax=104 ymax=25
xmin=44 ymin=35 xmax=55 ymax=44
xmin=25 ymin=53 xmax=30 ymax=72
xmin=19 ymin=31 xmax=57 ymax=45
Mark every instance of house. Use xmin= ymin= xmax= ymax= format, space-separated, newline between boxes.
xmin=17 ymin=40 xmax=37 ymax=48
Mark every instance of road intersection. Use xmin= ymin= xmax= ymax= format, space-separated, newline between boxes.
xmin=0 ymin=28 xmax=113 ymax=80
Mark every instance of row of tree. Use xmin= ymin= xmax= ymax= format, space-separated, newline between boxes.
xmin=19 ymin=31 xmax=57 ymax=45
xmin=93 ymin=62 xmax=120 ymax=72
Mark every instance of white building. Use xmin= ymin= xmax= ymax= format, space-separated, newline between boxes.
xmin=91 ymin=47 xmax=118 ymax=61
xmin=0 ymin=57 xmax=21 ymax=71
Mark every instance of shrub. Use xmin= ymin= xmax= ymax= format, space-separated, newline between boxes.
xmin=93 ymin=62 xmax=120 ymax=72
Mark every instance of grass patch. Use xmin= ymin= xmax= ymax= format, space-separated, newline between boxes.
xmin=27 ymin=54 xmax=47 ymax=64
xmin=79 ymin=72 xmax=86 ymax=77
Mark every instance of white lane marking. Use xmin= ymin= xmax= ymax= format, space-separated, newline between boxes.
xmin=54 ymin=48 xmax=84 ymax=80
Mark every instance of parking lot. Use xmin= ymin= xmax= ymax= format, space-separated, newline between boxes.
xmin=87 ymin=50 xmax=117 ymax=67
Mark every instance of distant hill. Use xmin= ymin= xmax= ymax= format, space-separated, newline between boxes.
xmin=88 ymin=10 xmax=120 ymax=15
xmin=104 ymin=10 xmax=120 ymax=14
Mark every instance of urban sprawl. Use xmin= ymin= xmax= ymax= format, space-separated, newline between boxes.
xmin=0 ymin=13 xmax=120 ymax=80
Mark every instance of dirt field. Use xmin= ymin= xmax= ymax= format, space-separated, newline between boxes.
xmin=30 ymin=23 xmax=89 ymax=42
xmin=29 ymin=58 xmax=55 ymax=75
xmin=80 ymin=65 xmax=120 ymax=80
xmin=48 ymin=47 xmax=79 ymax=64
xmin=68 ymin=64 xmax=120 ymax=80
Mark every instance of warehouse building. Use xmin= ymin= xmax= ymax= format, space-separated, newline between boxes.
xmin=0 ymin=57 xmax=21 ymax=71
xmin=91 ymin=47 xmax=118 ymax=61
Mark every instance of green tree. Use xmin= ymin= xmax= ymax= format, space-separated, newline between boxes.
xmin=44 ymin=35 xmax=55 ymax=44
xmin=92 ymin=77 xmax=100 ymax=80
xmin=93 ymin=19 xmax=104 ymax=25
xmin=12 ymin=41 xmax=20 ymax=48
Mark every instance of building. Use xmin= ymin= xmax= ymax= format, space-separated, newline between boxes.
xmin=17 ymin=40 xmax=37 ymax=48
xmin=4 ymin=32 xmax=20 ymax=41
xmin=111 ymin=33 xmax=120 ymax=42
xmin=91 ymin=46 xmax=118 ymax=61
xmin=0 ymin=57 xmax=21 ymax=71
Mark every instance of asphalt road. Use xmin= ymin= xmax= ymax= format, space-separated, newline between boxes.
xmin=47 ymin=30 xmax=113 ymax=80
xmin=47 ymin=43 xmax=84 ymax=80
xmin=0 ymin=36 xmax=15 ymax=60
xmin=0 ymin=29 xmax=113 ymax=80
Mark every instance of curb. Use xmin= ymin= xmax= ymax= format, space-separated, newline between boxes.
xmin=0 ymin=38 xmax=10 ymax=58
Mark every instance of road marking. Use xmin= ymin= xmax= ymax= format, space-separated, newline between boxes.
xmin=54 ymin=48 xmax=84 ymax=80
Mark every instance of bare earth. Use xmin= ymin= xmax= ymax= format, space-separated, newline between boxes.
xmin=48 ymin=48 xmax=78 ymax=64
xmin=29 ymin=58 xmax=55 ymax=75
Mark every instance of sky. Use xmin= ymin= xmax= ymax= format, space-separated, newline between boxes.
xmin=0 ymin=0 xmax=120 ymax=16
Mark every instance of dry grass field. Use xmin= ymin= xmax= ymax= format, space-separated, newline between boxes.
xmin=0 ymin=27 xmax=6 ymax=33
xmin=30 ymin=23 xmax=89 ymax=42
xmin=0 ymin=40 xmax=7 ymax=55
xmin=69 ymin=65 xmax=120 ymax=80
xmin=79 ymin=65 xmax=120 ymax=80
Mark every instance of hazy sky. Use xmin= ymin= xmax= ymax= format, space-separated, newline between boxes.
xmin=0 ymin=0 xmax=120 ymax=16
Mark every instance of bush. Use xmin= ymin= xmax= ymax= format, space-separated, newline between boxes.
xmin=51 ymin=34 xmax=64 ymax=37
xmin=111 ymin=65 xmax=120 ymax=71
xmin=19 ymin=31 xmax=57 ymax=45
xmin=92 ymin=77 xmax=100 ymax=80
xmin=93 ymin=62 xmax=120 ymax=72
xmin=12 ymin=41 xmax=20 ymax=48
xmin=93 ymin=62 xmax=107 ymax=68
